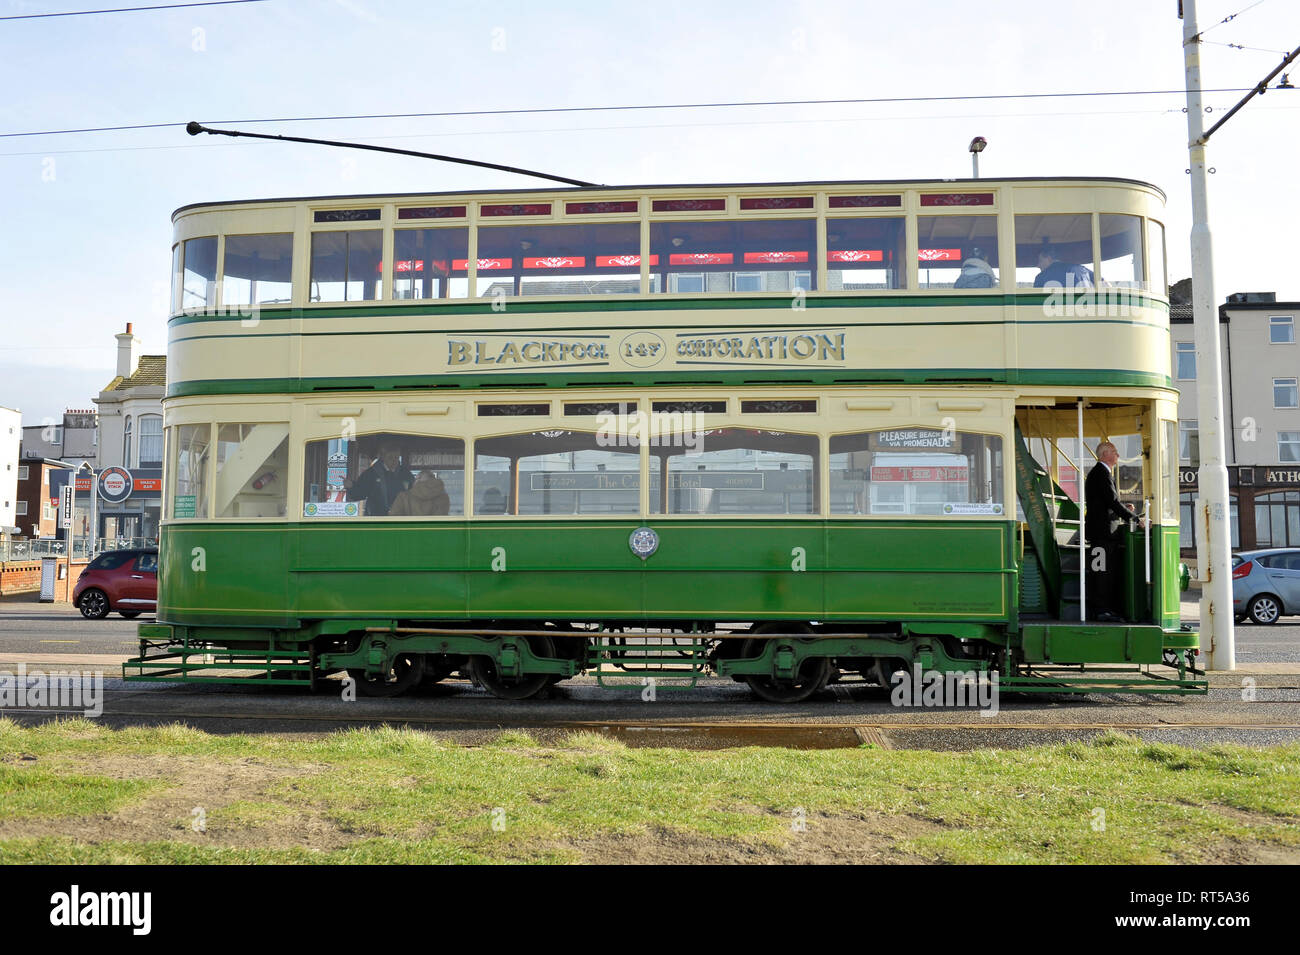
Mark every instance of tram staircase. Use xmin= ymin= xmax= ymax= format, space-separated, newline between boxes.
xmin=1013 ymin=423 xmax=1083 ymax=621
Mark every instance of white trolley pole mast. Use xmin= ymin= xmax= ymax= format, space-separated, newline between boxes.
xmin=1182 ymin=0 xmax=1235 ymax=671
xmin=1180 ymin=1 xmax=1300 ymax=670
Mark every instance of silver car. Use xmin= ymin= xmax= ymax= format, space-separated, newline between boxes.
xmin=1232 ymin=548 xmax=1300 ymax=624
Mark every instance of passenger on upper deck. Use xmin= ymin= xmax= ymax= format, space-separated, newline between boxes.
xmin=1033 ymin=244 xmax=1094 ymax=290
xmin=346 ymin=445 xmax=411 ymax=517
xmin=953 ymin=247 xmax=996 ymax=289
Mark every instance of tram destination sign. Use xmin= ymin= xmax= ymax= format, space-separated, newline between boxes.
xmin=868 ymin=428 xmax=956 ymax=451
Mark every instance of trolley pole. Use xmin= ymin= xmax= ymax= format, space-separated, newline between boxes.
xmin=1181 ymin=0 xmax=1234 ymax=670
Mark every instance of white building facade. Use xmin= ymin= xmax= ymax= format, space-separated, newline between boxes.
xmin=1170 ymin=292 xmax=1300 ymax=554
xmin=0 ymin=406 xmax=21 ymax=533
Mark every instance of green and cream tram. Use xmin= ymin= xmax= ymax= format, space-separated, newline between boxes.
xmin=129 ymin=176 xmax=1204 ymax=700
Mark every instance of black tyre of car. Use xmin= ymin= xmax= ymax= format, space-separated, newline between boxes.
xmin=78 ymin=589 xmax=110 ymax=620
xmin=1247 ymin=593 xmax=1283 ymax=625
xmin=120 ymin=611 xmax=141 ymax=619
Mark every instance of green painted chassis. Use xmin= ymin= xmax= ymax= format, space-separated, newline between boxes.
xmin=126 ymin=519 xmax=1206 ymax=695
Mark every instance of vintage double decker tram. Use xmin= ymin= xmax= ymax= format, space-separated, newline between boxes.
xmin=129 ymin=176 xmax=1204 ymax=700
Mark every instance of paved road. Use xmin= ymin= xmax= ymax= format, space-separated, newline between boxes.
xmin=2 ymin=595 xmax=1297 ymax=750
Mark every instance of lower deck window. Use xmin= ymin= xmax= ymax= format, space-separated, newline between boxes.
xmin=474 ymin=431 xmax=638 ymax=515
xmin=215 ymin=423 xmax=290 ymax=519
xmin=829 ymin=428 xmax=1004 ymax=516
xmin=303 ymin=432 xmax=464 ymax=517
xmin=649 ymin=429 xmax=817 ymax=515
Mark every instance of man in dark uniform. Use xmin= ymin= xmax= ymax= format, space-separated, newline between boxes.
xmin=345 ymin=444 xmax=410 ymax=516
xmin=1084 ymin=441 xmax=1142 ymax=622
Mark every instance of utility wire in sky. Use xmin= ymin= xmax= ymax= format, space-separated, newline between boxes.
xmin=1 ymin=87 xmax=1281 ymax=140
xmin=0 ymin=0 xmax=267 ymax=20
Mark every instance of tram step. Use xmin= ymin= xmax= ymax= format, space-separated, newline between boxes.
xmin=590 ymin=636 xmax=709 ymax=690
xmin=124 ymin=642 xmax=315 ymax=686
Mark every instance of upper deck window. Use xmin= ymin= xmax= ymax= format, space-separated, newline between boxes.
xmin=223 ymin=233 xmax=293 ymax=307
xmin=476 ymin=223 xmax=641 ymax=297
xmin=826 ymin=218 xmax=906 ymax=291
xmin=393 ymin=227 xmax=468 ymax=300
xmin=920 ymin=192 xmax=994 ymax=207
xmin=1014 ymin=214 xmax=1093 ymax=289
xmin=398 ymin=206 xmax=467 ymax=220
xmin=828 ymin=195 xmax=901 ymax=209
xmin=917 ymin=215 xmax=999 ymax=290
xmin=650 ymin=219 xmax=816 ymax=294
xmin=652 ymin=198 xmax=726 ymax=213
xmin=566 ymin=200 xmax=638 ymax=215
xmin=179 ymin=236 xmax=217 ymax=311
xmin=739 ymin=197 xmax=814 ymax=210
xmin=1098 ymin=214 xmax=1144 ymax=289
xmin=310 ymin=229 xmax=383 ymax=302
xmin=314 ymin=209 xmax=380 ymax=223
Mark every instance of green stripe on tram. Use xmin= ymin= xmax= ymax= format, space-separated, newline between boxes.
xmin=166 ymin=367 xmax=1173 ymax=398
xmin=166 ymin=290 xmax=1171 ymax=327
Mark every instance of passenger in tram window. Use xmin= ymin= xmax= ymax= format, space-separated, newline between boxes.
xmin=345 ymin=444 xmax=411 ymax=517
xmin=389 ymin=469 xmax=450 ymax=516
xmin=479 ymin=486 xmax=507 ymax=515
xmin=953 ymin=247 xmax=996 ymax=289
xmin=1033 ymin=244 xmax=1093 ymax=289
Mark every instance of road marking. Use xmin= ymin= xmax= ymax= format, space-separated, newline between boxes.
xmin=39 ymin=640 xmax=79 ymax=644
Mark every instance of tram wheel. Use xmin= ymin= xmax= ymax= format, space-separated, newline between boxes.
xmin=740 ymin=628 xmax=832 ymax=703
xmin=470 ymin=635 xmax=555 ymax=700
xmin=348 ymin=652 xmax=425 ymax=698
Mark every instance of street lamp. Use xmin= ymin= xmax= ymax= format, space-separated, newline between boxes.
xmin=968 ymin=136 xmax=987 ymax=178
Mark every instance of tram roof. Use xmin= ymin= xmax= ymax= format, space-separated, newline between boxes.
xmin=173 ymin=176 xmax=1166 ymax=220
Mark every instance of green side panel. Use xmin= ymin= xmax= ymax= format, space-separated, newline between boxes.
xmin=157 ymin=519 xmax=1015 ymax=629
xmin=1156 ymin=525 xmax=1183 ymax=630
xmin=159 ymin=525 xmax=294 ymax=627
xmin=1019 ymin=624 xmax=1164 ymax=664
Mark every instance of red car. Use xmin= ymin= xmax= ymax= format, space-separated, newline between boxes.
xmin=74 ymin=549 xmax=159 ymax=619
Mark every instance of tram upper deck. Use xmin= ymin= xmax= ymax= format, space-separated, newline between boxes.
xmin=168 ymin=177 xmax=1170 ymax=398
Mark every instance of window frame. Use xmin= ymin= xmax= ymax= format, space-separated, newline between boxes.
xmin=1270 ymin=315 xmax=1295 ymax=345
xmin=1174 ymin=341 xmax=1197 ymax=381
xmin=1274 ymin=378 xmax=1299 ymax=410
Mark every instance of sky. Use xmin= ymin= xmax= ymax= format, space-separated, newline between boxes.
xmin=2 ymin=0 xmax=1298 ymax=426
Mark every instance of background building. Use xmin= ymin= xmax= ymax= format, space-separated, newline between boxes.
xmin=20 ymin=409 xmax=98 ymax=467
xmin=1170 ymin=290 xmax=1300 ymax=556
xmin=91 ymin=323 xmax=165 ymax=542
xmin=14 ymin=459 xmax=69 ymax=540
xmin=0 ymin=406 xmax=20 ymax=533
